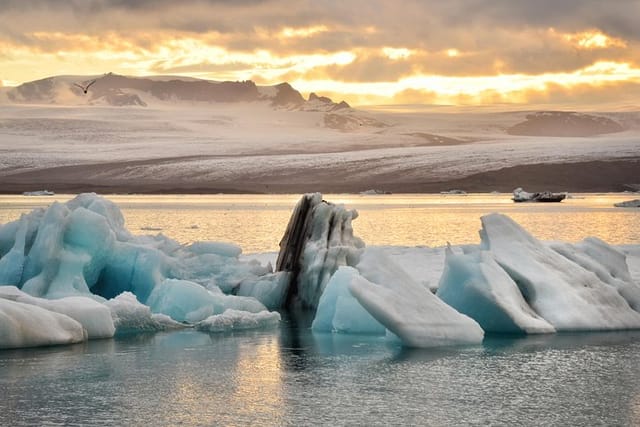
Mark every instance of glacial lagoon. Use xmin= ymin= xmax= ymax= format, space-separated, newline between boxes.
xmin=1 ymin=193 xmax=640 ymax=425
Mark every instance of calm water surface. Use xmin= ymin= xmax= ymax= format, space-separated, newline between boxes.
xmin=0 ymin=193 xmax=638 ymax=251
xmin=3 ymin=320 xmax=640 ymax=426
xmin=1 ymin=193 xmax=640 ymax=425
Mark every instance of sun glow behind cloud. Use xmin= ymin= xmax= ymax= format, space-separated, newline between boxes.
xmin=560 ymin=29 xmax=628 ymax=49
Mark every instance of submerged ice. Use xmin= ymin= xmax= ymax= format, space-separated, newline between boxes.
xmin=1 ymin=192 xmax=640 ymax=350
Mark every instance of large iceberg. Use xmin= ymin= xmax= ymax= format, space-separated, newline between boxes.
xmin=478 ymin=213 xmax=640 ymax=331
xmin=0 ymin=193 xmax=282 ymax=348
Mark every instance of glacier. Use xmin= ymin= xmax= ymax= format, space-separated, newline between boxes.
xmin=1 ymin=192 xmax=640 ymax=350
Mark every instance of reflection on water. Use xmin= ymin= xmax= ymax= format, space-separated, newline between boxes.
xmin=3 ymin=319 xmax=640 ymax=425
xmin=1 ymin=193 xmax=638 ymax=251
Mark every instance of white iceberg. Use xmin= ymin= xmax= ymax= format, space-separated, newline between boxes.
xmin=276 ymin=193 xmax=364 ymax=309
xmin=349 ymin=248 xmax=484 ymax=348
xmin=0 ymin=286 xmax=114 ymax=339
xmin=437 ymin=247 xmax=555 ymax=334
xmin=0 ymin=298 xmax=86 ymax=349
xmin=480 ymin=213 xmax=640 ymax=330
xmin=550 ymin=237 xmax=640 ymax=311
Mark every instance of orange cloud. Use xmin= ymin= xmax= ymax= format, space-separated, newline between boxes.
xmin=561 ymin=29 xmax=628 ymax=49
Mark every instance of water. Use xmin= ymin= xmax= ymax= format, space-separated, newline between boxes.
xmin=1 ymin=193 xmax=639 ymax=251
xmin=3 ymin=322 xmax=640 ymax=426
xmin=1 ymin=193 xmax=640 ymax=425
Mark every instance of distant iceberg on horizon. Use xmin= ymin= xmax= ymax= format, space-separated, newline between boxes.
xmin=1 ymin=192 xmax=640 ymax=350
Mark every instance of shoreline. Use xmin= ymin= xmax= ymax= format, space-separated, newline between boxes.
xmin=1 ymin=158 xmax=638 ymax=195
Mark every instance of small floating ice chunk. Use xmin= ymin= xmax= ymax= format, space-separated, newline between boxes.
xmin=615 ymin=199 xmax=640 ymax=208
xmin=22 ymin=190 xmax=55 ymax=196
xmin=140 ymin=226 xmax=163 ymax=231
xmin=104 ymin=291 xmax=184 ymax=334
xmin=196 ymin=309 xmax=281 ymax=333
xmin=146 ymin=278 xmax=267 ymax=323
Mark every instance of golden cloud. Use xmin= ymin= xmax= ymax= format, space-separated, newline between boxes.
xmin=554 ymin=28 xmax=628 ymax=50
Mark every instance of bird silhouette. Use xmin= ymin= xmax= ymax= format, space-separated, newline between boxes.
xmin=73 ymin=79 xmax=96 ymax=94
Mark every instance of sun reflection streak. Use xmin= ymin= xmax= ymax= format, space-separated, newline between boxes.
xmin=232 ymin=337 xmax=284 ymax=422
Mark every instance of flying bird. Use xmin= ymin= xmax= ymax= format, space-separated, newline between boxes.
xmin=73 ymin=79 xmax=96 ymax=94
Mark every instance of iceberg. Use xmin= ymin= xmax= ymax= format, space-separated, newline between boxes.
xmin=550 ymin=237 xmax=640 ymax=311
xmin=479 ymin=213 xmax=640 ymax=330
xmin=0 ymin=193 xmax=282 ymax=348
xmin=0 ymin=286 xmax=115 ymax=339
xmin=104 ymin=292 xmax=184 ymax=334
xmin=437 ymin=246 xmax=555 ymax=334
xmin=276 ymin=193 xmax=364 ymax=309
xmin=349 ymin=248 xmax=484 ymax=347
xmin=146 ymin=278 xmax=268 ymax=324
xmin=235 ymin=272 xmax=290 ymax=310
xmin=312 ymin=266 xmax=385 ymax=335
xmin=2 ymin=191 xmax=640 ymax=351
xmin=0 ymin=298 xmax=86 ymax=349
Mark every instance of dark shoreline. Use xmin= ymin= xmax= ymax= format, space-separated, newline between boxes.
xmin=1 ymin=158 xmax=639 ymax=195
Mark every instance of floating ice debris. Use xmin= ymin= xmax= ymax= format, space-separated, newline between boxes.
xmin=196 ymin=309 xmax=281 ymax=333
xmin=140 ymin=226 xmax=163 ymax=231
xmin=22 ymin=190 xmax=55 ymax=196
xmin=615 ymin=199 xmax=640 ymax=208
xmin=512 ymin=187 xmax=565 ymax=203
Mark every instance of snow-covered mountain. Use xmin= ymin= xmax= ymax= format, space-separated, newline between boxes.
xmin=2 ymin=73 xmax=351 ymax=111
xmin=0 ymin=74 xmax=638 ymax=194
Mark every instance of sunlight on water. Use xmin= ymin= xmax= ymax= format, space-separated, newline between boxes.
xmin=1 ymin=193 xmax=638 ymax=252
xmin=4 ymin=325 xmax=640 ymax=425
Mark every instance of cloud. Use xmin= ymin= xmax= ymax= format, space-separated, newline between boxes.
xmin=2 ymin=0 xmax=640 ymax=106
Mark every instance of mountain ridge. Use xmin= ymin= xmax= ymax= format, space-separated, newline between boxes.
xmin=2 ymin=73 xmax=351 ymax=111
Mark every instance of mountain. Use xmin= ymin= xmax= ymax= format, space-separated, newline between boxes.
xmin=3 ymin=73 xmax=351 ymax=111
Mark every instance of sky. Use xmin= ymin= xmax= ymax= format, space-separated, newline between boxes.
xmin=2 ymin=0 xmax=640 ymax=106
